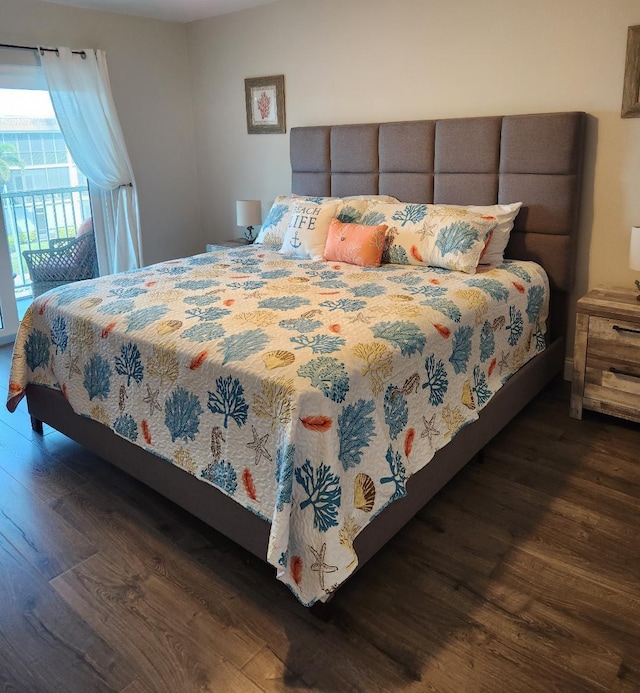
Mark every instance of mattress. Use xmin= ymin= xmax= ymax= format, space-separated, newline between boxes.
xmin=7 ymin=245 xmax=549 ymax=604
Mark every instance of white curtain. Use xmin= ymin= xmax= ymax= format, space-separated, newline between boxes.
xmin=40 ymin=47 xmax=143 ymax=273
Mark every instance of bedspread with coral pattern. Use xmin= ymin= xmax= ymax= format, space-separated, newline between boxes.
xmin=7 ymin=245 xmax=549 ymax=605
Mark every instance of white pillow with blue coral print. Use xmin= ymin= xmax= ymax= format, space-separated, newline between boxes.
xmin=452 ymin=202 xmax=522 ymax=266
xmin=363 ymin=202 xmax=498 ymax=273
xmin=342 ymin=194 xmax=400 ymax=203
xmin=254 ymin=195 xmax=339 ymax=249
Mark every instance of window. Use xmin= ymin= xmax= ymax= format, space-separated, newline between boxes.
xmin=0 ymin=127 xmax=84 ymax=192
xmin=0 ymin=84 xmax=92 ymax=303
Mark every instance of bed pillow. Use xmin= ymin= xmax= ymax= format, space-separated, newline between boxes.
xmin=445 ymin=202 xmax=523 ymax=265
xmin=254 ymin=195 xmax=295 ymax=249
xmin=364 ymin=202 xmax=498 ymax=273
xmin=333 ymin=198 xmax=367 ymax=224
xmin=343 ymin=194 xmax=400 ymax=203
xmin=254 ymin=195 xmax=338 ymax=249
xmin=279 ymin=200 xmax=342 ymax=259
xmin=323 ymin=219 xmax=388 ymax=267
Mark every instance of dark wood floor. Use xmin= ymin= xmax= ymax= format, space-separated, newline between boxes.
xmin=1 ymin=340 xmax=639 ymax=692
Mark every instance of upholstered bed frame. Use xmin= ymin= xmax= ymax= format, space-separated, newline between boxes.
xmin=25 ymin=112 xmax=586 ymax=607
xmin=290 ymin=113 xmax=585 ymax=342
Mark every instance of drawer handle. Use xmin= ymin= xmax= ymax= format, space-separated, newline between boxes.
xmin=609 ymin=367 xmax=640 ymax=380
xmin=612 ymin=325 xmax=640 ymax=335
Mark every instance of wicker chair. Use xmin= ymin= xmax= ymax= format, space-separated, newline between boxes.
xmin=23 ymin=230 xmax=99 ymax=297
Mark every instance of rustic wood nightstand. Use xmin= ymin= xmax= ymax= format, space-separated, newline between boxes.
xmin=206 ymin=239 xmax=250 ymax=251
xmin=570 ymin=286 xmax=640 ymax=423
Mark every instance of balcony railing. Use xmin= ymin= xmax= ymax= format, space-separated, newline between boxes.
xmin=2 ymin=185 xmax=92 ymax=296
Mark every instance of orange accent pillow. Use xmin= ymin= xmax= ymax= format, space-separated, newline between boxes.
xmin=323 ymin=218 xmax=388 ymax=267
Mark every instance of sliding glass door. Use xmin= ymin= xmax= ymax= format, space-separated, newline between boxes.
xmin=0 ymin=47 xmax=91 ymax=342
xmin=0 ymin=210 xmax=18 ymax=344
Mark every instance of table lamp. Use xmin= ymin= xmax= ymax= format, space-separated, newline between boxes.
xmin=630 ymin=226 xmax=640 ymax=300
xmin=236 ymin=200 xmax=262 ymax=243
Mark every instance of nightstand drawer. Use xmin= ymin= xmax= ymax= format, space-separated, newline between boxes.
xmin=586 ymin=316 xmax=640 ymax=366
xmin=582 ymin=316 xmax=640 ymax=420
xmin=584 ymin=366 xmax=640 ymax=418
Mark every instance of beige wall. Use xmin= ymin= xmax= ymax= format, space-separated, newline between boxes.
xmin=0 ymin=0 xmax=202 ymax=264
xmin=2 ymin=0 xmax=638 ymax=350
xmin=188 ymin=0 xmax=640 ymax=350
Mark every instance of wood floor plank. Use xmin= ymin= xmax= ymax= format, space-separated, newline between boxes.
xmin=51 ymin=482 xmax=415 ymax=691
xmin=0 ymin=630 xmax=43 ymax=693
xmin=0 ymin=353 xmax=33 ymax=437
xmin=51 ymin=485 xmax=263 ymax=631
xmin=345 ymin=528 xmax=615 ymax=692
xmin=337 ymin=582 xmax=599 ymax=693
xmin=335 ymin=549 xmax=509 ymax=688
xmin=501 ymin=547 xmax=640 ymax=640
xmin=0 ymin=423 xmax=88 ymax=506
xmin=437 ymin=466 xmax=640 ymax=601
xmin=403 ymin=557 xmax=621 ymax=689
xmin=31 ymin=429 xmax=121 ymax=480
xmin=487 ymin=445 xmax=640 ymax=522
xmin=119 ymin=677 xmax=158 ymax=693
xmin=52 ymin=550 xmax=268 ymax=693
xmin=497 ymin=423 xmax=640 ymax=493
xmin=192 ymin=542 xmax=415 ymax=690
xmin=613 ymin=649 xmax=640 ymax=692
xmin=241 ymin=646 xmax=313 ymax=692
xmin=44 ymin=431 xmax=225 ymax=553
xmin=416 ymin=483 xmax=597 ymax=560
xmin=396 ymin=517 xmax=624 ymax=688
xmin=48 ymin=484 xmax=276 ymax=670
xmin=584 ymin=514 xmax=640 ymax=588
xmin=0 ymin=534 xmax=135 ymax=692
xmin=0 ymin=392 xmax=32 ymax=434
xmin=499 ymin=404 xmax=640 ymax=492
xmin=497 ymin=518 xmax=639 ymax=602
xmin=176 ymin=543 xmax=417 ymax=690
xmin=456 ymin=460 xmax=602 ymax=530
xmin=0 ymin=464 xmax=97 ymax=581
xmin=3 ymin=345 xmax=640 ymax=690
xmin=160 ymin=542 xmax=415 ymax=691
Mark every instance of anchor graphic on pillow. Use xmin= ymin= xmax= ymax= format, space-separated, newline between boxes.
xmin=290 ymin=230 xmax=302 ymax=249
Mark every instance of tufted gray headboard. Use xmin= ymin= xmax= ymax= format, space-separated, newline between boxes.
xmin=290 ymin=112 xmax=586 ymax=340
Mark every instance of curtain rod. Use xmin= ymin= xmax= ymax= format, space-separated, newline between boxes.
xmin=0 ymin=42 xmax=87 ymax=58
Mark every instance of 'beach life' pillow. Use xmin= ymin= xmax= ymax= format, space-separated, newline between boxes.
xmin=279 ymin=200 xmax=343 ymax=259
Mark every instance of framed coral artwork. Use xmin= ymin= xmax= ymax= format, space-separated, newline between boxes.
xmin=622 ymin=25 xmax=640 ymax=118
xmin=244 ymin=75 xmax=286 ymax=134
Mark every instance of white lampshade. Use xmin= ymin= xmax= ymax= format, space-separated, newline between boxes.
xmin=630 ymin=226 xmax=640 ymax=271
xmin=236 ymin=200 xmax=262 ymax=227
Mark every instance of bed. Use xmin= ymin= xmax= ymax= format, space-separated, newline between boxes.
xmin=6 ymin=111 xmax=586 ymax=609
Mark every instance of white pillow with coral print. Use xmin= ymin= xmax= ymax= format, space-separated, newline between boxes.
xmin=448 ymin=202 xmax=523 ymax=265
xmin=363 ymin=201 xmax=498 ymax=273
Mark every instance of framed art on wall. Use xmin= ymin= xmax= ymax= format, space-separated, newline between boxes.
xmin=245 ymin=75 xmax=286 ymax=134
xmin=621 ymin=25 xmax=640 ymax=118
